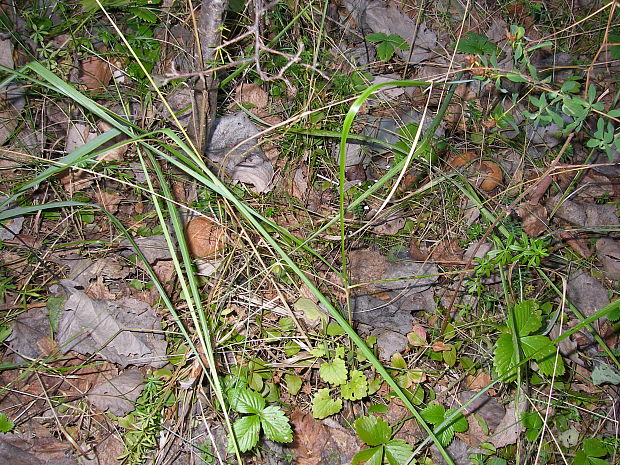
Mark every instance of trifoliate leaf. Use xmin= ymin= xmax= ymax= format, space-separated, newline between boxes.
xmin=260 ymin=405 xmax=293 ymax=443
xmin=352 ymin=445 xmax=384 ymax=465
xmin=354 ymin=415 xmax=392 ymax=446
xmin=420 ymin=403 xmax=445 ymax=425
xmin=456 ymin=31 xmax=500 ymax=56
xmin=0 ymin=413 xmax=13 ymax=433
xmin=384 ymin=440 xmax=414 ymax=465
xmin=228 ymin=388 xmax=265 ymax=414
xmin=511 ymin=300 xmax=542 ymax=336
xmin=319 ymin=357 xmax=347 ymax=385
xmin=342 ymin=370 xmax=368 ymax=401
xmin=228 ymin=415 xmax=261 ymax=453
xmin=312 ymin=388 xmax=342 ymax=419
xmin=493 ymin=333 xmax=518 ymax=381
xmin=521 ymin=335 xmax=565 ymax=376
xmin=284 ymin=374 xmax=303 ymax=395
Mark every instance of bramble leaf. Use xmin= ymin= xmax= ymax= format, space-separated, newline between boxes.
xmin=421 ymin=403 xmax=446 ymax=425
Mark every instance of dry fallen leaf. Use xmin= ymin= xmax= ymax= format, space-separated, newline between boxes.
xmin=80 ymin=55 xmax=113 ymax=93
xmin=516 ymin=202 xmax=548 ymax=237
xmin=235 ymin=83 xmax=268 ymax=110
xmin=487 ymin=400 xmax=524 ymax=448
xmin=185 ymin=216 xmax=228 ymax=259
xmin=57 ymin=280 xmax=168 ymax=367
xmin=87 ymin=369 xmax=145 ymax=416
xmin=465 ymin=371 xmax=493 ymax=391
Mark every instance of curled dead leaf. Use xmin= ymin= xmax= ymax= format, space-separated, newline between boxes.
xmin=479 ymin=160 xmax=502 ymax=191
xmin=185 ymin=216 xmax=227 ymax=259
xmin=80 ymin=56 xmax=113 ymax=93
xmin=235 ymin=83 xmax=268 ymax=110
xmin=448 ymin=151 xmax=477 ymax=168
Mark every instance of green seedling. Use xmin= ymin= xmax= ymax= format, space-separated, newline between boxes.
xmin=420 ymin=403 xmax=468 ymax=447
xmin=366 ymin=32 xmax=409 ymax=62
xmin=227 ymin=388 xmax=292 ymax=453
xmin=352 ymin=415 xmax=415 ymax=465
xmin=493 ymin=300 xmax=565 ymax=382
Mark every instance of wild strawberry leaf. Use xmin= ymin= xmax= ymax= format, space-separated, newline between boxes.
xmin=228 ymin=415 xmax=261 ymax=453
xmin=260 ymin=405 xmax=293 ymax=443
xmin=354 ymin=415 xmax=392 ymax=446
xmin=228 ymin=388 xmax=265 ymax=414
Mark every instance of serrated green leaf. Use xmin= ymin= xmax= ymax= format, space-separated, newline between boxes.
xmin=421 ymin=403 xmax=445 ymax=425
xmin=352 ymin=446 xmax=384 ymax=465
xmin=384 ymin=439 xmax=414 ymax=465
xmin=493 ymin=333 xmax=518 ymax=381
xmin=319 ymin=357 xmax=347 ymax=385
xmin=229 ymin=415 xmax=261 ymax=452
xmin=521 ymin=335 xmax=565 ymax=376
xmin=342 ymin=370 xmax=368 ymax=401
xmin=376 ymin=41 xmax=395 ymax=62
xmin=386 ymin=34 xmax=409 ymax=50
xmin=445 ymin=409 xmax=468 ymax=433
xmin=0 ymin=413 xmax=13 ymax=433
xmin=366 ymin=32 xmax=389 ymax=43
xmin=260 ymin=406 xmax=293 ymax=443
xmin=354 ymin=415 xmax=392 ymax=446
xmin=583 ymin=437 xmax=607 ymax=457
xmin=284 ymin=374 xmax=303 ymax=395
xmin=311 ymin=388 xmax=342 ymax=419
xmin=228 ymin=388 xmax=265 ymax=414
xmin=437 ymin=424 xmax=455 ymax=446
xmin=456 ymin=31 xmax=500 ymax=55
xmin=512 ymin=300 xmax=542 ymax=336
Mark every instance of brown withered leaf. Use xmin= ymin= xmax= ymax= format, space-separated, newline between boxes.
xmin=558 ymin=230 xmax=592 ymax=258
xmin=235 ymin=83 xmax=268 ymax=110
xmin=465 ymin=371 xmax=492 ymax=391
xmin=516 ymin=202 xmax=548 ymax=237
xmin=80 ymin=56 xmax=113 ymax=93
xmin=290 ymin=410 xmax=360 ymax=465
